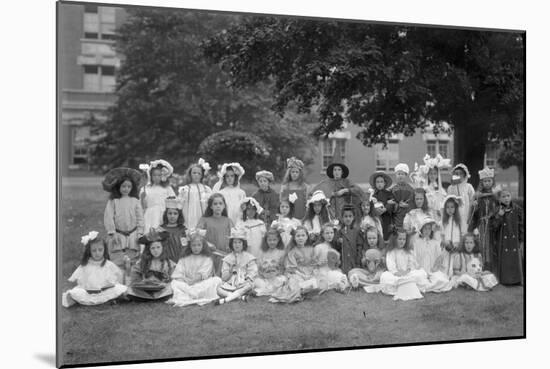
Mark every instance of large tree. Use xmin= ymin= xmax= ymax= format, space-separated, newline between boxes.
xmin=203 ymin=17 xmax=524 ymax=188
xmin=89 ymin=9 xmax=316 ymax=176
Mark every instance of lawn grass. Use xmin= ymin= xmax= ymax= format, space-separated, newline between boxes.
xmin=59 ymin=180 xmax=524 ymax=367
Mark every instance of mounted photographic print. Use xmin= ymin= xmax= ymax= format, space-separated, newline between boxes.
xmin=57 ymin=0 xmax=525 ymax=367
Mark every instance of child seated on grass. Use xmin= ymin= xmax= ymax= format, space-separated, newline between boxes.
xmin=215 ymin=227 xmax=258 ymax=305
xmin=62 ymin=231 xmax=127 ymax=308
xmin=169 ymin=231 xmax=222 ymax=307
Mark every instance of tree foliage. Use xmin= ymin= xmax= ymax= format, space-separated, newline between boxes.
xmin=203 ymin=17 xmax=524 ymax=186
xmin=89 ymin=9 xmax=317 ymax=176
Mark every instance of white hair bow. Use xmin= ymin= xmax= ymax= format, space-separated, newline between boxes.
xmin=198 ymin=158 xmax=211 ymax=173
xmin=81 ymin=231 xmax=99 ymax=245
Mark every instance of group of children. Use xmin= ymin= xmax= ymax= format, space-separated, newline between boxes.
xmin=62 ymin=153 xmax=524 ymax=307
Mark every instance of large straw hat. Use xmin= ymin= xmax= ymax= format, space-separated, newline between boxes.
xmin=102 ymin=167 xmax=143 ymax=192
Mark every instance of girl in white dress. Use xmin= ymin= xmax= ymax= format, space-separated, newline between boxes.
xmin=441 ymin=195 xmax=465 ymax=252
xmin=374 ymin=229 xmax=430 ymax=297
xmin=62 ymin=231 xmax=127 ymax=307
xmin=271 ymin=195 xmax=302 ymax=248
xmin=178 ymin=158 xmax=212 ymax=230
xmin=447 ymin=163 xmax=475 ymax=233
xmin=411 ymin=218 xmax=442 ymax=273
xmin=411 ymin=217 xmax=453 ymax=292
xmin=215 ymin=227 xmax=258 ymax=305
xmin=212 ymin=163 xmax=247 ymax=226
xmin=303 ymin=190 xmax=332 ymax=245
xmin=169 ymin=232 xmax=222 ymax=307
xmin=254 ymin=229 xmax=287 ymax=296
xmin=358 ymin=194 xmax=384 ymax=240
xmin=236 ymin=197 xmax=266 ymax=258
xmin=411 ymin=154 xmax=451 ymax=223
xmin=403 ymin=188 xmax=440 ymax=243
xmin=312 ymin=223 xmax=349 ymax=291
xmin=140 ymin=159 xmax=176 ymax=234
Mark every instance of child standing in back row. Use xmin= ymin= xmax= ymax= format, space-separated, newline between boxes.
xmin=390 ymin=163 xmax=415 ymax=232
xmin=468 ymin=167 xmax=499 ymax=271
xmin=253 ymin=170 xmax=280 ymax=225
xmin=212 ymin=163 xmax=247 ymax=226
xmin=102 ymin=167 xmax=144 ymax=273
xmin=140 ymin=160 xmax=176 ymax=234
xmin=369 ymin=171 xmax=395 ymax=241
xmin=490 ymin=189 xmax=524 ymax=285
xmin=280 ymin=157 xmax=309 ymax=220
xmin=178 ymin=158 xmax=212 ymax=230
xmin=447 ymin=163 xmax=475 ymax=234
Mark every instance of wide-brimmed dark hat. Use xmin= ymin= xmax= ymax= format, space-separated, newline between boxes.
xmin=326 ymin=148 xmax=349 ymax=179
xmin=138 ymin=228 xmax=168 ymax=245
xmin=102 ymin=167 xmax=144 ymax=192
xmin=369 ymin=171 xmax=392 ymax=189
xmin=326 ymin=162 xmax=349 ymax=179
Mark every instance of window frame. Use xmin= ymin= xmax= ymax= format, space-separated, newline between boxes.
xmin=82 ymin=64 xmax=116 ymax=92
xmin=375 ymin=140 xmax=400 ymax=172
xmin=320 ymin=138 xmax=347 ymax=173
xmin=71 ymin=126 xmax=90 ymax=167
xmin=83 ymin=6 xmax=116 ymax=41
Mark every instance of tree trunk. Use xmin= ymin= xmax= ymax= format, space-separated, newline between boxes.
xmin=452 ymin=116 xmax=488 ymax=190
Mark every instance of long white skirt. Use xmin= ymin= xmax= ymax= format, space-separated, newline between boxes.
xmin=365 ymin=269 xmax=453 ymax=296
xmin=168 ymin=277 xmax=222 ymax=306
xmin=454 ymin=272 xmax=498 ymax=291
xmin=254 ymin=275 xmax=287 ymax=296
xmin=62 ymin=284 xmax=127 ymax=308
xmin=143 ymin=205 xmax=164 ymax=234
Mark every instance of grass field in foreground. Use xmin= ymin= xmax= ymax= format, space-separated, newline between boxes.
xmin=58 ymin=181 xmax=524 ymax=367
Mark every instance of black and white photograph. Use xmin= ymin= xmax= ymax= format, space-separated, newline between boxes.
xmin=56 ymin=0 xmax=525 ymax=367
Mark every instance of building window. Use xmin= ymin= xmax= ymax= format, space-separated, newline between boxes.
xmin=83 ymin=6 xmax=116 ymax=40
xmin=375 ymin=141 xmax=399 ymax=171
xmin=83 ymin=65 xmax=116 ymax=92
xmin=72 ymin=126 xmax=90 ymax=166
xmin=321 ymin=139 xmax=346 ymax=171
xmin=485 ymin=142 xmax=500 ymax=169
xmin=426 ymin=140 xmax=449 ymax=159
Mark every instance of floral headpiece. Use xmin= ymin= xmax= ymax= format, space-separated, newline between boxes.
xmin=423 ymin=154 xmax=451 ymax=170
xmin=286 ymin=157 xmax=304 ymax=171
xmin=197 ymin=158 xmax=211 ymax=173
xmin=165 ymin=196 xmax=182 ymax=210
xmin=409 ymin=162 xmax=429 ymax=188
xmin=81 ymin=231 xmax=99 ymax=246
xmin=240 ymin=197 xmax=264 ymax=214
xmin=452 ymin=163 xmax=471 ymax=179
xmin=478 ymin=167 xmax=495 ymax=180
xmin=443 ymin=194 xmax=464 ymax=209
xmin=187 ymin=228 xmax=207 ymax=240
xmin=255 ymin=170 xmax=274 ymax=183
xmin=228 ymin=226 xmax=248 ymax=240
xmin=212 ymin=162 xmax=245 ymax=192
xmin=306 ymin=190 xmax=329 ymax=207
xmin=139 ymin=159 xmax=174 ymax=183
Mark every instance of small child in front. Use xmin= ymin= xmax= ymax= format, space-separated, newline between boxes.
xmin=215 ymin=227 xmax=258 ymax=304
xmin=254 ymin=229 xmax=287 ymax=296
xmin=62 ymin=231 xmax=127 ymax=307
